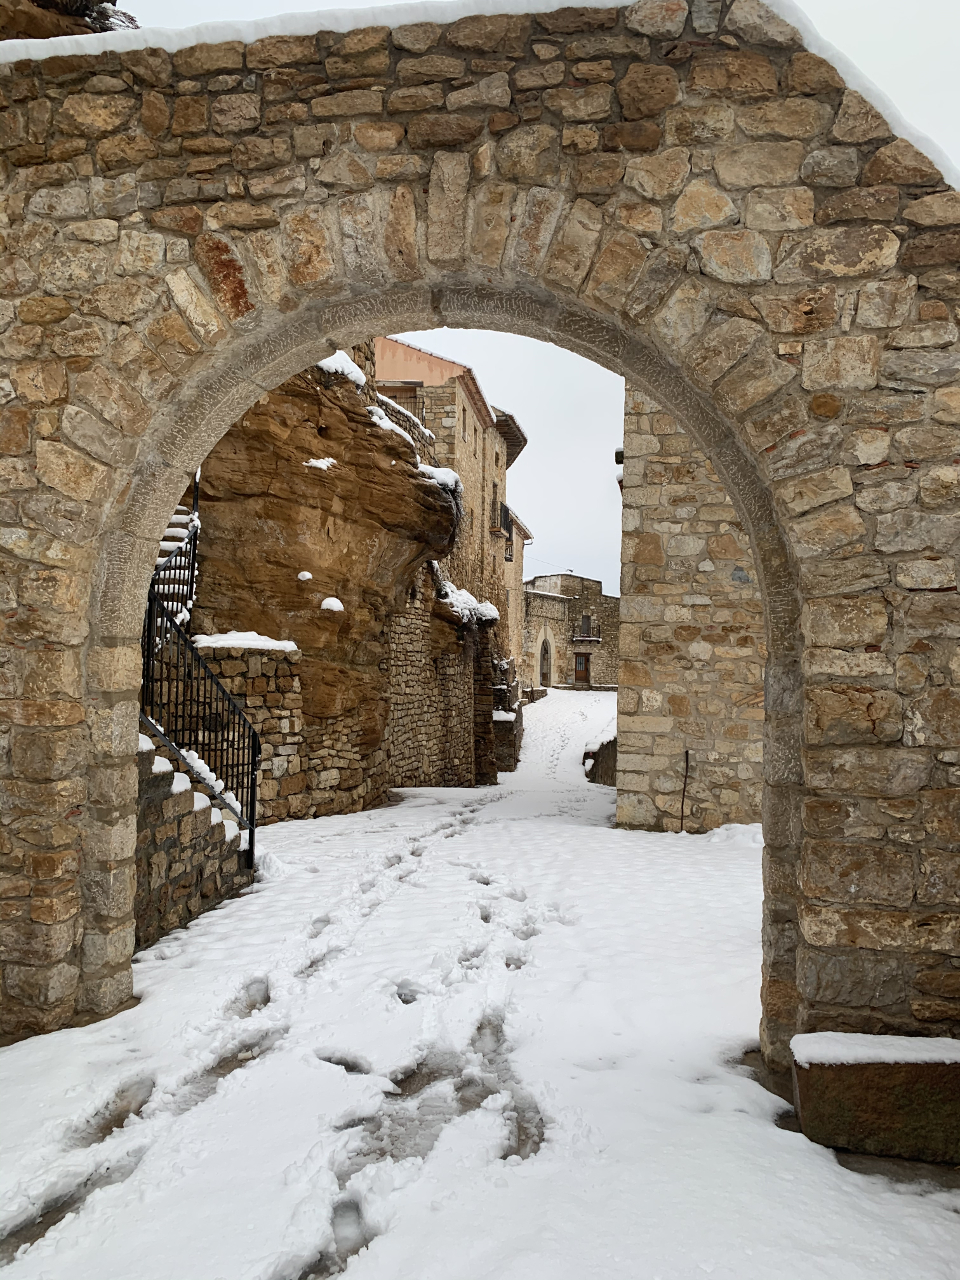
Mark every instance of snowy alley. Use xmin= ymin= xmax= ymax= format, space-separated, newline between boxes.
xmin=2 ymin=690 xmax=959 ymax=1280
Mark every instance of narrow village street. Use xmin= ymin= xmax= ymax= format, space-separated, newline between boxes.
xmin=2 ymin=691 xmax=959 ymax=1280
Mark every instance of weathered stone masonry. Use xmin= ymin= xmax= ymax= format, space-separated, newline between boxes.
xmin=619 ymin=384 xmax=765 ymax=831
xmin=2 ymin=3 xmax=960 ymax=1070
xmin=135 ymin=733 xmax=250 ymax=949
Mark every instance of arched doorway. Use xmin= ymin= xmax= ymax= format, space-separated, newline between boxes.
xmin=1 ymin=15 xmax=955 ymax=1073
xmin=539 ymin=639 xmax=552 ymax=688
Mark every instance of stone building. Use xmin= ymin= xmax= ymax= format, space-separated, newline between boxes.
xmin=617 ymin=387 xmax=765 ymax=833
xmin=523 ymin=573 xmax=620 ymax=690
xmin=503 ymin=507 xmax=534 ymax=674
xmin=375 ymin=337 xmax=531 ymax=644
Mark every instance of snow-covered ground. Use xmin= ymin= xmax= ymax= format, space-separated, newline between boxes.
xmin=2 ymin=690 xmax=959 ymax=1279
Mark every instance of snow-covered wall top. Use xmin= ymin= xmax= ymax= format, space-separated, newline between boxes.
xmin=0 ymin=0 xmax=954 ymax=184
xmin=792 ymin=1032 xmax=960 ymax=1067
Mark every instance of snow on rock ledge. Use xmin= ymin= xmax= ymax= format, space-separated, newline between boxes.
xmin=317 ymin=350 xmax=366 ymax=386
xmin=418 ymin=464 xmax=461 ymax=493
xmin=792 ymin=1032 xmax=960 ymax=1067
xmin=434 ymin=569 xmax=499 ymax=624
xmin=193 ymin=630 xmax=299 ymax=651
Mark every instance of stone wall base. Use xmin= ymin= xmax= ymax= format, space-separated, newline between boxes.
xmin=136 ymin=736 xmax=252 ymax=951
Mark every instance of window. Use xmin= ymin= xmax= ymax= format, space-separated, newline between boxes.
xmin=461 ymin=406 xmax=467 ymax=440
xmin=495 ymin=450 xmax=500 ymax=468
xmin=473 ymin=424 xmax=478 ymax=455
xmin=581 ymin=613 xmax=591 ymax=637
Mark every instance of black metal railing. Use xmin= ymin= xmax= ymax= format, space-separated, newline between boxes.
xmin=490 ymin=500 xmax=513 ymax=537
xmin=573 ymin=621 xmax=602 ymax=640
xmin=153 ymin=475 xmax=200 ymax=626
xmin=141 ymin=591 xmax=260 ymax=866
xmin=141 ymin=477 xmax=260 ymax=868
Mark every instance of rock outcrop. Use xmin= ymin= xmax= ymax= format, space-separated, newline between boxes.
xmin=0 ymin=0 xmax=134 ymax=40
xmin=191 ymin=364 xmax=464 ymax=814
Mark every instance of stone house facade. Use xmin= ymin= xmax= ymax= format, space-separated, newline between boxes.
xmin=523 ymin=573 xmax=620 ymax=690
xmin=375 ymin=336 xmax=531 ymax=649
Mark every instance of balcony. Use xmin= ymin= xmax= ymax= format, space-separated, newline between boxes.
xmin=572 ymin=621 xmax=601 ymax=642
xmin=490 ymin=500 xmax=513 ymax=537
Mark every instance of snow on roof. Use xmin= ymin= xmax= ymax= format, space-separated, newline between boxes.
xmin=0 ymin=2 xmax=955 ymax=186
xmin=318 ymin=350 xmax=366 ymax=387
xmin=193 ymin=631 xmax=299 ymax=651
xmin=792 ymin=1032 xmax=960 ymax=1067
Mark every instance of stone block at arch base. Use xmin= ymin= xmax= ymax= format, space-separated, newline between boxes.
xmin=2 ymin=1 xmax=960 ymax=1093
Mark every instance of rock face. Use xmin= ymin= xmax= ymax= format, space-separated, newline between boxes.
xmin=0 ymin=0 xmax=132 ymax=40
xmin=189 ymin=365 xmax=479 ymax=818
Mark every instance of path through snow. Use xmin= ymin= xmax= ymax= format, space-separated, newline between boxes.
xmin=2 ymin=690 xmax=959 ymax=1279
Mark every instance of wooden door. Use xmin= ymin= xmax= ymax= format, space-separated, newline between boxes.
xmin=575 ymin=654 xmax=590 ymax=684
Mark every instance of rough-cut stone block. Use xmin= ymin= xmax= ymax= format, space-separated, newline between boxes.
xmin=794 ymin=1055 xmax=960 ymax=1164
xmin=830 ymin=91 xmax=890 ymax=144
xmin=695 ymin=229 xmax=771 ymax=283
xmin=616 ymin=63 xmax=680 ymax=120
xmin=714 ymin=140 xmax=804 ymax=189
xmin=671 ymin=178 xmax=737 ymax=234
xmin=687 ymin=50 xmax=778 ymax=101
xmin=802 ymin=336 xmax=879 ymax=392
xmin=775 ymin=226 xmax=900 ymax=283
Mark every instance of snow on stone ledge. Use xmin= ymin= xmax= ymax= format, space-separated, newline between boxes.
xmin=368 ymin=403 xmax=416 ymax=452
xmin=792 ymin=1032 xmax=960 ymax=1067
xmin=493 ymin=709 xmax=516 ymax=722
xmin=321 ymin=597 xmax=344 ymax=612
xmin=378 ymin=393 xmax=435 ymax=440
xmin=418 ymin=463 xmax=461 ymax=493
xmin=138 ymin=732 xmax=154 ymax=753
xmin=317 ymin=350 xmax=365 ymax=386
xmin=193 ymin=630 xmax=299 ymax=651
xmin=304 ymin=458 xmax=336 ymax=471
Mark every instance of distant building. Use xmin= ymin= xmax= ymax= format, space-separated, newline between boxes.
xmin=375 ymin=337 xmax=530 ymax=636
xmin=523 ymin=574 xmax=619 ymax=691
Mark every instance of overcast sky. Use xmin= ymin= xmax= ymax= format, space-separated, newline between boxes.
xmin=113 ymin=0 xmax=960 ymax=593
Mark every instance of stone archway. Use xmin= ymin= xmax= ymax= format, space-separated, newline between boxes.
xmin=2 ymin=6 xmax=959 ymax=1070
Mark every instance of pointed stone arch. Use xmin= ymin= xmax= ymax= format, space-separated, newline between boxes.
xmin=2 ymin=6 xmax=958 ymax=1068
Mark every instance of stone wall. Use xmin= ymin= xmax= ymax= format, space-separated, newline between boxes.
xmin=135 ymin=735 xmax=250 ymax=951
xmin=384 ymin=563 xmax=480 ymax=788
xmin=194 ymin=642 xmax=315 ymax=821
xmin=492 ymin=655 xmax=524 ymax=771
xmin=618 ymin=386 xmax=765 ymax=831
